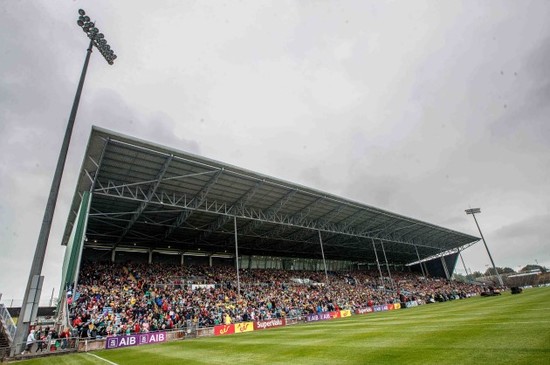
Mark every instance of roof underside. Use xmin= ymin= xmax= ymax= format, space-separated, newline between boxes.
xmin=63 ymin=127 xmax=479 ymax=265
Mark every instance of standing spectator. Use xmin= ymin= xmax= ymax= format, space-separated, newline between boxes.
xmin=60 ymin=328 xmax=70 ymax=349
xmin=22 ymin=329 xmax=35 ymax=354
xmin=36 ymin=332 xmax=46 ymax=352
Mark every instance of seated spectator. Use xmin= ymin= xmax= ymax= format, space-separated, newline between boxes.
xmin=66 ymin=261 xmax=482 ymax=337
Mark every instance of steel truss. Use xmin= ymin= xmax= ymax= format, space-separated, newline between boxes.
xmin=64 ymin=128 xmax=480 ymax=270
xmin=92 ymin=175 xmax=451 ymax=251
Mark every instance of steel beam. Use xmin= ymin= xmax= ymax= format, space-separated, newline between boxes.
xmin=113 ymin=154 xmax=173 ymax=248
xmin=162 ymin=169 xmax=223 ymax=241
xmin=197 ymin=180 xmax=263 ymax=243
xmin=93 ymin=183 xmax=458 ymax=251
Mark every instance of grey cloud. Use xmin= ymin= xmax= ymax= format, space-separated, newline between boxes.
xmin=493 ymin=214 xmax=550 ymax=241
xmin=84 ymin=88 xmax=201 ymax=154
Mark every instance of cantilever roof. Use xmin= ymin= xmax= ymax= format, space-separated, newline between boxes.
xmin=62 ymin=126 xmax=479 ymax=265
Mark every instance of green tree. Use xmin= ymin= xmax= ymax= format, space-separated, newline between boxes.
xmin=520 ymin=265 xmax=548 ymax=273
xmin=471 ymin=271 xmax=483 ymax=278
xmin=483 ymin=267 xmax=516 ymax=276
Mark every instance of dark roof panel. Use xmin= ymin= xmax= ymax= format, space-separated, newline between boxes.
xmin=62 ymin=127 xmax=479 ymax=265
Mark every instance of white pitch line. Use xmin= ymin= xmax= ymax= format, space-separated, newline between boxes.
xmin=86 ymin=352 xmax=119 ymax=365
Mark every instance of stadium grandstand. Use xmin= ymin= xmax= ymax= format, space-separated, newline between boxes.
xmin=3 ymin=126 xmax=487 ymax=357
xmin=61 ymin=126 xmax=479 ymax=283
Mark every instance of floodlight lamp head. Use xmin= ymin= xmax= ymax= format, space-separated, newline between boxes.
xmin=78 ymin=9 xmax=86 ymax=16
xmin=77 ymin=20 xmax=84 ymax=27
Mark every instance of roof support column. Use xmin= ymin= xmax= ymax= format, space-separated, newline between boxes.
xmin=111 ymin=248 xmax=116 ymax=263
xmin=459 ymin=249 xmax=469 ymax=278
xmin=148 ymin=249 xmax=153 ymax=264
xmin=441 ymin=256 xmax=450 ymax=280
xmin=72 ymin=192 xmax=93 ymax=295
xmin=379 ymin=240 xmax=394 ymax=290
xmin=180 ymin=252 xmax=184 ymax=267
xmin=414 ymin=245 xmax=427 ymax=278
xmin=234 ymin=216 xmax=241 ymax=297
xmin=423 ymin=262 xmax=430 ymax=278
xmin=371 ymin=238 xmax=384 ymax=285
xmin=318 ymin=231 xmax=329 ymax=285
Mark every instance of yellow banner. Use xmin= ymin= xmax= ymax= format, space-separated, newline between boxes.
xmin=393 ymin=303 xmax=401 ymax=310
xmin=234 ymin=321 xmax=254 ymax=333
xmin=340 ymin=310 xmax=351 ymax=318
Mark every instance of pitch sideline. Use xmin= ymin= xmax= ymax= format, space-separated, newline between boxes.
xmin=86 ymin=352 xmax=119 ymax=365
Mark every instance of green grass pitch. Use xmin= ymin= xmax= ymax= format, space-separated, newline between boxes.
xmin=17 ymin=287 xmax=550 ymax=364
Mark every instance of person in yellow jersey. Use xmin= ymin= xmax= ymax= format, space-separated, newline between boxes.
xmin=223 ymin=312 xmax=232 ymax=325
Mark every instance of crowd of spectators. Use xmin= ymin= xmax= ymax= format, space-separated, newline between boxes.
xmin=66 ymin=261 xmax=483 ymax=338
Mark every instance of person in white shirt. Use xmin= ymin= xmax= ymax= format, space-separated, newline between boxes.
xmin=22 ymin=330 xmax=35 ymax=354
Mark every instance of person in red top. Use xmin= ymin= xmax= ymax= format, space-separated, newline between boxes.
xmin=72 ymin=316 xmax=82 ymax=328
xmin=60 ymin=328 xmax=70 ymax=349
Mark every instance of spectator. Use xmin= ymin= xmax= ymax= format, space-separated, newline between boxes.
xmin=67 ymin=261 xmax=482 ymax=337
xmin=22 ymin=329 xmax=35 ymax=355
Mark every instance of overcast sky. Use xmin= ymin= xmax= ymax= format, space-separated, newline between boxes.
xmin=1 ymin=0 xmax=549 ymax=303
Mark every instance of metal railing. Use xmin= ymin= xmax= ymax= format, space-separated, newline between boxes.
xmin=3 ymin=336 xmax=80 ymax=359
xmin=0 ymin=304 xmax=16 ymax=344
xmin=0 ymin=298 xmax=57 ymax=308
xmin=0 ymin=305 xmax=414 ymax=359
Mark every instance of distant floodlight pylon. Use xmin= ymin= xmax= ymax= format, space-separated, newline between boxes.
xmin=465 ymin=207 xmax=504 ymax=286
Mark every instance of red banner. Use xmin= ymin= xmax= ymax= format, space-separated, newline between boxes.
xmin=214 ymin=324 xmax=235 ymax=336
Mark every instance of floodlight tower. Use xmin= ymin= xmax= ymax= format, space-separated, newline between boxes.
xmin=465 ymin=208 xmax=504 ymax=286
xmin=12 ymin=9 xmax=116 ymax=354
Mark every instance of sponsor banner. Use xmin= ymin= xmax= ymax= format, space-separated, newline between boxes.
xmin=355 ymin=307 xmax=374 ymax=315
xmin=340 ymin=310 xmax=351 ymax=318
xmin=356 ymin=303 xmax=401 ymax=315
xmin=105 ymin=331 xmax=166 ymax=349
xmin=329 ymin=311 xmax=340 ymax=319
xmin=373 ymin=305 xmax=384 ymax=312
xmin=254 ymin=318 xmax=286 ymax=330
xmin=235 ymin=322 xmax=254 ymax=333
xmin=214 ymin=324 xmax=235 ymax=336
xmin=306 ymin=312 xmax=332 ymax=322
